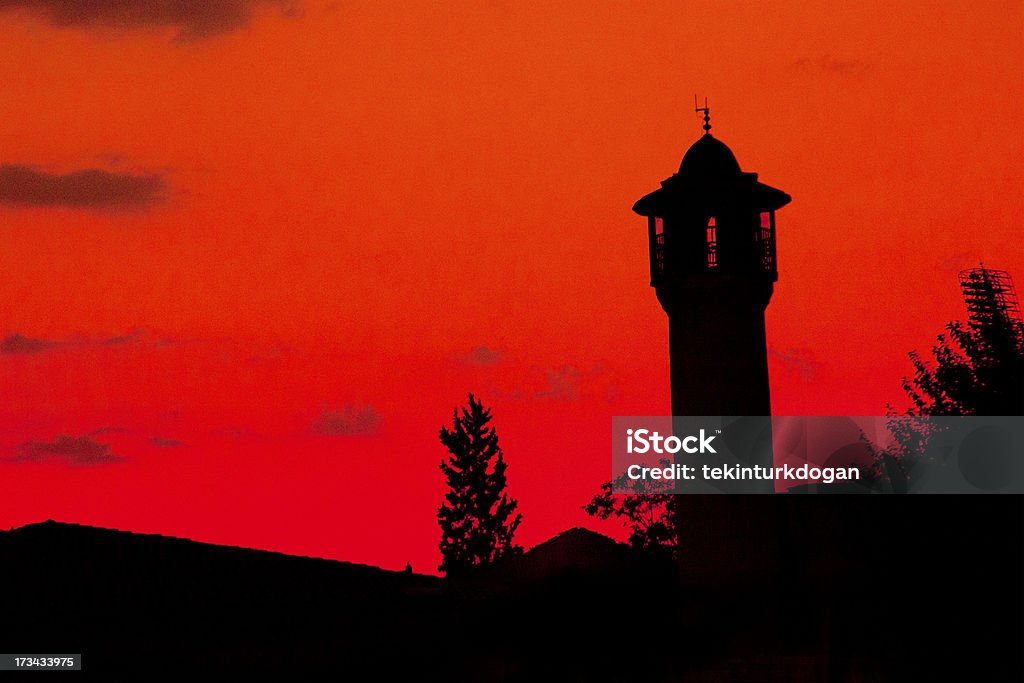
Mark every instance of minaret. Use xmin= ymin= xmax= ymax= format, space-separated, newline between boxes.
xmin=633 ymin=104 xmax=790 ymax=418
xmin=632 ymin=104 xmax=791 ymax=582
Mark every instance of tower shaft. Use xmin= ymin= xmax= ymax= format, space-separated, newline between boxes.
xmin=662 ymin=279 xmax=773 ymax=417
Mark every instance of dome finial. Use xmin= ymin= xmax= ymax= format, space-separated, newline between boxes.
xmin=694 ymin=95 xmax=711 ymax=135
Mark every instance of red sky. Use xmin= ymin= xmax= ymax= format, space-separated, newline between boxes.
xmin=1 ymin=1 xmax=1021 ymax=573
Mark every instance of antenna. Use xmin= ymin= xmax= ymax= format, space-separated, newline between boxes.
xmin=694 ymin=95 xmax=711 ymax=135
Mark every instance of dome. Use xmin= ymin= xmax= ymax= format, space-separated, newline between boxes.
xmin=632 ymin=131 xmax=791 ymax=218
xmin=678 ymin=134 xmax=741 ymax=177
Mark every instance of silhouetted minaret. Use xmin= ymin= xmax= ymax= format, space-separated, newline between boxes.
xmin=633 ymin=105 xmax=792 ymax=583
xmin=633 ymin=105 xmax=790 ymax=417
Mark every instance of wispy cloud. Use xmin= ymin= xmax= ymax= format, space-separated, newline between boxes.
xmin=0 ymin=0 xmax=300 ymax=42
xmin=535 ymin=365 xmax=584 ymax=401
xmin=487 ymin=363 xmax=619 ymax=403
xmin=455 ymin=345 xmax=505 ymax=367
xmin=88 ymin=426 xmax=130 ymax=436
xmin=769 ymin=346 xmax=823 ymax=381
xmin=13 ymin=434 xmax=123 ymax=466
xmin=150 ymin=436 xmax=186 ymax=448
xmin=0 ymin=334 xmax=59 ymax=354
xmin=311 ymin=404 xmax=383 ymax=436
xmin=0 ymin=331 xmax=144 ymax=355
xmin=0 ymin=165 xmax=165 ymax=210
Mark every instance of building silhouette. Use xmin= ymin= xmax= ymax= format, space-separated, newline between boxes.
xmin=632 ymin=106 xmax=791 ymax=580
xmin=633 ymin=107 xmax=790 ymax=418
xmin=628 ymin=109 xmax=1021 ymax=681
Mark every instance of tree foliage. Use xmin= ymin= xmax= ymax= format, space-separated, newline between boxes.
xmin=870 ymin=270 xmax=1024 ymax=490
xmin=903 ymin=317 xmax=1023 ymax=416
xmin=437 ymin=393 xmax=522 ymax=576
xmin=903 ymin=267 xmax=1023 ymax=416
xmin=583 ymin=467 xmax=677 ymax=559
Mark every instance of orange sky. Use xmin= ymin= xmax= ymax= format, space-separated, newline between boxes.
xmin=1 ymin=1 xmax=1022 ymax=572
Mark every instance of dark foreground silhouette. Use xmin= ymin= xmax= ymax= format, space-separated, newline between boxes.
xmin=1 ymin=499 xmax=1021 ymax=681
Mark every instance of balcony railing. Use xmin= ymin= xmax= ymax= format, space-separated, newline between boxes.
xmin=650 ymin=220 xmax=777 ymax=285
xmin=650 ymin=232 xmax=665 ymax=284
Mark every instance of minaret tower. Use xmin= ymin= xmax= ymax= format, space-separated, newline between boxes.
xmin=633 ymin=103 xmax=792 ymax=582
xmin=633 ymin=102 xmax=791 ymax=418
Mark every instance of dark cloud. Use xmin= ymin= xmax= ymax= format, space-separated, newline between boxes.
xmin=14 ymin=434 xmax=123 ymax=466
xmin=0 ymin=0 xmax=298 ymax=41
xmin=791 ymin=55 xmax=871 ymax=76
xmin=220 ymin=426 xmax=261 ymax=439
xmin=0 ymin=330 xmax=144 ymax=354
xmin=0 ymin=333 xmax=58 ymax=354
xmin=456 ymin=345 xmax=505 ymax=366
xmin=0 ymin=165 xmax=165 ymax=210
xmin=88 ymin=426 xmax=130 ymax=436
xmin=535 ymin=365 xmax=584 ymax=401
xmin=769 ymin=346 xmax=824 ymax=381
xmin=485 ymin=363 xmax=618 ymax=403
xmin=311 ymin=405 xmax=383 ymax=436
xmin=150 ymin=436 xmax=186 ymax=448
xmin=101 ymin=331 xmax=143 ymax=346
xmin=482 ymin=382 xmax=524 ymax=401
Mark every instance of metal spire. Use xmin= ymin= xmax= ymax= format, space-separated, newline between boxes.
xmin=694 ymin=95 xmax=711 ymax=135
